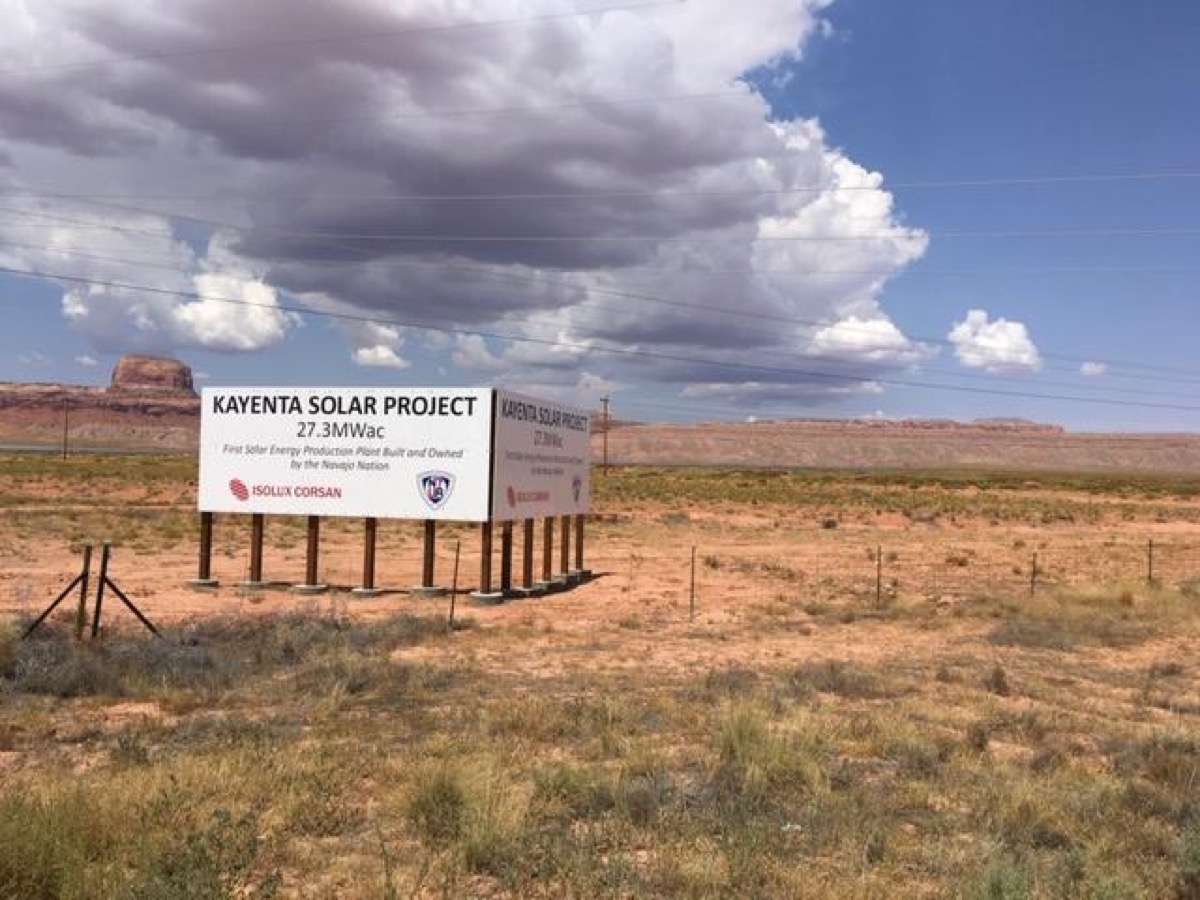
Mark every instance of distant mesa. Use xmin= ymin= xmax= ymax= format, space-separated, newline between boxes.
xmin=110 ymin=355 xmax=197 ymax=397
xmin=0 ymin=354 xmax=200 ymax=450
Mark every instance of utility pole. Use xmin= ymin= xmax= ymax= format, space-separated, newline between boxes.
xmin=61 ymin=396 xmax=70 ymax=460
xmin=600 ymin=396 xmax=610 ymax=475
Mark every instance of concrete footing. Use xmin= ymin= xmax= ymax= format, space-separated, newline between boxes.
xmin=409 ymin=585 xmax=448 ymax=598
xmin=509 ymin=585 xmax=546 ymax=599
xmin=469 ymin=590 xmax=506 ymax=605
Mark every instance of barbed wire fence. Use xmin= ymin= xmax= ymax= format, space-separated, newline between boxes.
xmin=584 ymin=537 xmax=1200 ymax=617
xmin=5 ymin=510 xmax=1200 ymax=629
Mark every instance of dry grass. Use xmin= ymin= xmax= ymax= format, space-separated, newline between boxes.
xmin=1 ymin=459 xmax=1199 ymax=897
xmin=2 ymin=587 xmax=1198 ymax=898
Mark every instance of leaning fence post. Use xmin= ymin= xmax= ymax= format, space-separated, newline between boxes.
xmin=23 ymin=545 xmax=92 ymax=641
xmin=91 ymin=543 xmax=111 ymax=639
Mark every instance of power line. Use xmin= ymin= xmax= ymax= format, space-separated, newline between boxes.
xmin=0 ymin=0 xmax=682 ymax=77
xmin=7 ymin=234 xmax=1200 ymax=396
xmin=5 ymin=262 xmax=1200 ymax=414
xmin=6 ymin=205 xmax=1200 ymax=385
xmin=9 ymin=204 xmax=1200 ymax=243
xmin=14 ymin=190 xmax=1200 ymax=383
xmin=2 ymin=226 xmax=1197 ymax=391
xmin=6 ymin=170 xmax=1200 ymax=205
xmin=7 ymin=228 xmax=1200 ymax=281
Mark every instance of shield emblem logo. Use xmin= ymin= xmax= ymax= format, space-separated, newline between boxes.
xmin=417 ymin=471 xmax=455 ymax=511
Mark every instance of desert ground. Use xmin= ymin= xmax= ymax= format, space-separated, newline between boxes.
xmin=2 ymin=455 xmax=1199 ymax=898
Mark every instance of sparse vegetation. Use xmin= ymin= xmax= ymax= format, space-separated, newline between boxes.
xmin=0 ymin=458 xmax=1198 ymax=896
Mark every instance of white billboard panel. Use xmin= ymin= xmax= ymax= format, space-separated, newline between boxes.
xmin=491 ymin=389 xmax=591 ymax=522
xmin=198 ymin=388 xmax=493 ymax=520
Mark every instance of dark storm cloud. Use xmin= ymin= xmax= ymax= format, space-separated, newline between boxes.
xmin=0 ymin=0 xmax=930 ymax=401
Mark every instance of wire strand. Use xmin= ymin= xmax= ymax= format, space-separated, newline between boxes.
xmin=6 ymin=263 xmax=1200 ymax=413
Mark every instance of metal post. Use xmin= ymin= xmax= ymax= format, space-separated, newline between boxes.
xmin=448 ymin=540 xmax=461 ymax=631
xmin=522 ymin=519 xmax=535 ymax=591
xmin=690 ymin=545 xmax=697 ymax=622
xmin=1147 ymin=539 xmax=1155 ymax=586
xmin=1030 ymin=552 xmax=1038 ymax=598
xmin=601 ymin=396 xmax=610 ymax=475
xmin=91 ymin=543 xmax=111 ymax=639
xmin=500 ymin=520 xmax=514 ymax=594
xmin=73 ymin=544 xmax=93 ymax=641
xmin=295 ymin=516 xmax=326 ymax=593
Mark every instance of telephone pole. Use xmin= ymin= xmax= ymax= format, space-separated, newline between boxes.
xmin=61 ymin=396 xmax=70 ymax=460
xmin=600 ymin=396 xmax=611 ymax=475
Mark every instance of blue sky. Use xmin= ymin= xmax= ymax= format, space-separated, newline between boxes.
xmin=1 ymin=0 xmax=1198 ymax=431
xmin=760 ymin=0 xmax=1200 ymax=429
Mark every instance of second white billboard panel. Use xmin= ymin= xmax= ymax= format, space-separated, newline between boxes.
xmin=491 ymin=389 xmax=592 ymax=522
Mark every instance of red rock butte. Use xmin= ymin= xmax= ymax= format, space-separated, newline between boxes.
xmin=110 ymin=356 xmax=197 ymax=396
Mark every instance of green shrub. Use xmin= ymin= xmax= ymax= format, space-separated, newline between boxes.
xmin=407 ymin=768 xmax=466 ymax=843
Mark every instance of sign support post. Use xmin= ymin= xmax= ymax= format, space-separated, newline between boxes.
xmin=412 ymin=519 xmax=446 ymax=597
xmin=190 ymin=512 xmax=219 ymax=589
xmin=296 ymin=516 xmax=327 ymax=594
xmin=472 ymin=521 xmax=503 ymax=603
xmin=514 ymin=518 xmax=541 ymax=597
xmin=500 ymin=521 xmax=514 ymax=595
xmin=539 ymin=518 xmax=556 ymax=592
xmin=571 ymin=513 xmax=590 ymax=580
xmin=353 ymin=517 xmax=381 ymax=596
xmin=557 ymin=516 xmax=571 ymax=586
xmin=241 ymin=513 xmax=266 ymax=588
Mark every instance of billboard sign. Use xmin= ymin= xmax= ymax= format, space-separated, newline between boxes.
xmin=491 ymin=389 xmax=591 ymax=522
xmin=198 ymin=388 xmax=493 ymax=520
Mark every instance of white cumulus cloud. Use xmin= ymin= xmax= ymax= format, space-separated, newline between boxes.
xmin=1080 ymin=361 xmax=1107 ymax=377
xmin=948 ymin=310 xmax=1042 ymax=374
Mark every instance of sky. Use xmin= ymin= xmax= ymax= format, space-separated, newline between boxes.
xmin=0 ymin=0 xmax=1198 ymax=431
